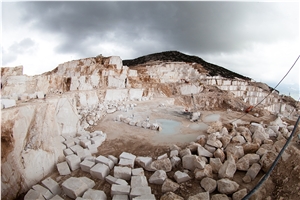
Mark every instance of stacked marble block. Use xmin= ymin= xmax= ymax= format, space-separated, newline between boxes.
xmin=56 ymin=131 xmax=107 ymax=175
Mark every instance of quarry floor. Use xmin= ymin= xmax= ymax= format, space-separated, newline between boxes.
xmin=17 ymin=98 xmax=300 ymax=200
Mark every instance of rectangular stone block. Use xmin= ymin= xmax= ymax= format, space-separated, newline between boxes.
xmin=41 ymin=177 xmax=61 ymax=195
xmin=129 ymin=186 xmax=152 ymax=199
xmin=66 ymin=154 xmax=81 ymax=171
xmin=80 ymin=160 xmax=95 ymax=172
xmin=80 ymin=139 xmax=91 ymax=148
xmin=120 ymin=152 xmax=136 ymax=160
xmin=114 ymin=166 xmax=132 ymax=181
xmin=90 ymin=163 xmax=110 ymax=179
xmin=61 ymin=177 xmax=89 ymax=199
xmin=87 ymin=144 xmax=99 ymax=154
xmin=70 ymin=145 xmax=84 ymax=154
xmin=96 ymin=155 xmax=115 ymax=169
xmin=78 ymin=177 xmax=95 ymax=189
xmin=63 ymin=139 xmax=75 ymax=148
xmin=32 ymin=184 xmax=54 ymax=199
xmin=132 ymin=194 xmax=156 ymax=200
xmin=63 ymin=148 xmax=74 ymax=156
xmin=112 ymin=194 xmax=129 ymax=200
xmin=56 ymin=162 xmax=71 ymax=175
xmin=91 ymin=135 xmax=105 ymax=146
xmin=49 ymin=195 xmax=64 ymax=200
xmin=131 ymin=176 xmax=148 ymax=188
xmin=24 ymin=189 xmax=44 ymax=200
xmin=111 ymin=184 xmax=131 ymax=195
xmin=136 ymin=157 xmax=152 ymax=168
xmin=119 ymin=158 xmax=135 ymax=168
xmin=132 ymin=168 xmax=144 ymax=176
xmin=77 ymin=149 xmax=92 ymax=160
xmin=108 ymin=155 xmax=119 ymax=164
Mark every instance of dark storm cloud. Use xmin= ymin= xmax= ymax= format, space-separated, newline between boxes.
xmin=7 ymin=1 xmax=299 ymax=59
xmin=2 ymin=38 xmax=36 ymax=65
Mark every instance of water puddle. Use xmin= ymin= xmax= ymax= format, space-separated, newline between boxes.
xmin=189 ymin=122 xmax=208 ymax=131
xmin=156 ymin=119 xmax=181 ymax=135
xmin=203 ymin=114 xmax=220 ymax=122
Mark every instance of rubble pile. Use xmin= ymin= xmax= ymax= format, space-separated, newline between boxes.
xmin=22 ymin=116 xmax=295 ymax=199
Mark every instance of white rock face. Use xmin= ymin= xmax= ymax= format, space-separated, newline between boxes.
xmin=1 ymin=97 xmax=80 ymax=199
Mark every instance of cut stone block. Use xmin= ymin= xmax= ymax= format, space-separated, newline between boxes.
xmin=63 ymin=148 xmax=74 ymax=156
xmin=70 ymin=145 xmax=84 ymax=154
xmin=105 ymin=175 xmax=128 ymax=185
xmin=90 ymin=163 xmax=110 ymax=180
xmin=63 ymin=139 xmax=75 ymax=148
xmin=49 ymin=195 xmax=63 ymax=200
xmin=66 ymin=154 xmax=81 ymax=171
xmin=61 ymin=177 xmax=91 ymax=199
xmin=79 ymin=177 xmax=96 ymax=189
xmin=77 ymin=149 xmax=92 ymax=161
xmin=42 ymin=177 xmax=61 ymax=195
xmin=149 ymin=170 xmax=167 ymax=184
xmin=96 ymin=155 xmax=115 ymax=169
xmin=108 ymin=155 xmax=119 ymax=164
xmin=80 ymin=139 xmax=91 ymax=148
xmin=80 ymin=160 xmax=95 ymax=172
xmin=131 ymin=176 xmax=148 ymax=188
xmin=136 ymin=156 xmax=152 ymax=168
xmin=32 ymin=184 xmax=54 ymax=199
xmin=120 ymin=152 xmax=136 ymax=160
xmin=132 ymin=168 xmax=144 ymax=176
xmin=174 ymin=171 xmax=191 ymax=183
xmin=91 ymin=135 xmax=106 ymax=146
xmin=82 ymin=188 xmax=107 ymax=200
xmin=111 ymin=184 xmax=131 ymax=195
xmin=114 ymin=166 xmax=132 ymax=181
xmin=87 ymin=144 xmax=99 ymax=154
xmin=24 ymin=189 xmax=44 ymax=200
xmin=132 ymin=194 xmax=156 ymax=200
xmin=84 ymin=156 xmax=96 ymax=162
xmin=129 ymin=186 xmax=152 ymax=199
xmin=112 ymin=195 xmax=129 ymax=200
xmin=56 ymin=162 xmax=71 ymax=175
xmin=119 ymin=158 xmax=135 ymax=168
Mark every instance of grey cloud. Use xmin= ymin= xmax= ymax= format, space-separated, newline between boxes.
xmin=2 ymin=38 xmax=36 ymax=65
xmin=3 ymin=1 xmax=299 ymax=59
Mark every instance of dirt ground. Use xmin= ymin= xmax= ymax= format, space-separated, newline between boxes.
xmin=16 ymin=98 xmax=300 ymax=200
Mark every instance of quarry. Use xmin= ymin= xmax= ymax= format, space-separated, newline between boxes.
xmin=1 ymin=51 xmax=300 ymax=200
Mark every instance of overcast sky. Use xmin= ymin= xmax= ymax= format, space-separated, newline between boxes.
xmin=2 ymin=1 xmax=300 ymax=99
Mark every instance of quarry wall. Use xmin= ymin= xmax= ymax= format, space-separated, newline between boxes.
xmin=1 ymin=55 xmax=297 ymax=199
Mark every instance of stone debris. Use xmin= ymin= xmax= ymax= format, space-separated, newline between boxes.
xmin=82 ymin=188 xmax=107 ymax=200
xmin=217 ymin=178 xmax=240 ymax=195
xmin=188 ymin=191 xmax=210 ymax=200
xmin=32 ymin=184 xmax=54 ymax=199
xmin=41 ymin=177 xmax=61 ymax=196
xmin=200 ymin=177 xmax=217 ymax=193
xmin=149 ymin=170 xmax=167 ymax=184
xmin=90 ymin=163 xmax=110 ymax=180
xmin=61 ymin=177 xmax=94 ymax=199
xmin=174 ymin=171 xmax=191 ymax=183
xmin=56 ymin=162 xmax=71 ymax=175
xmin=161 ymin=178 xmax=180 ymax=193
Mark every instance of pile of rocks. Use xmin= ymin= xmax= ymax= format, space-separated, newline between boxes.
xmin=114 ymin=114 xmax=160 ymax=131
xmin=24 ymin=116 xmax=294 ymax=199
